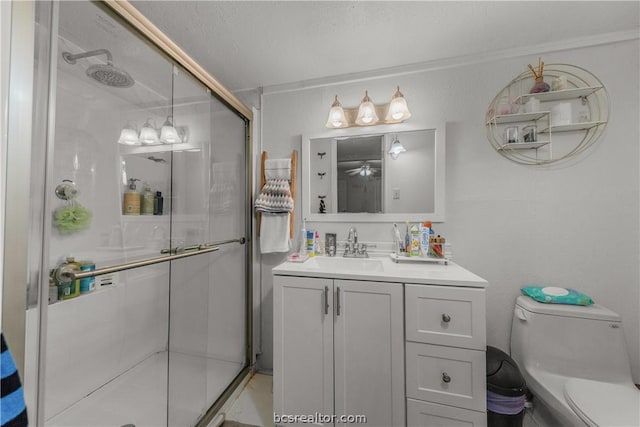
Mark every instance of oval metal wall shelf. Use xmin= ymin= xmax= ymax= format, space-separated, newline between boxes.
xmin=486 ymin=64 xmax=609 ymax=165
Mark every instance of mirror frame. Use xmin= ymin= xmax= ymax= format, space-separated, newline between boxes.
xmin=302 ymin=123 xmax=445 ymax=223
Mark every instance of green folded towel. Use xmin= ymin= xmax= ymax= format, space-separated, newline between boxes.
xmin=521 ymin=286 xmax=593 ymax=306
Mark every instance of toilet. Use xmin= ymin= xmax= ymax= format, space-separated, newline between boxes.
xmin=510 ymin=295 xmax=639 ymax=427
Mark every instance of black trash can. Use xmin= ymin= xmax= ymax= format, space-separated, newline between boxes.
xmin=486 ymin=346 xmax=526 ymax=427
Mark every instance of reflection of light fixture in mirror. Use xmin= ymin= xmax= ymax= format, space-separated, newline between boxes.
xmin=359 ymin=165 xmax=373 ymax=176
xmin=139 ymin=118 xmax=159 ymax=145
xmin=118 ymin=123 xmax=140 ymax=145
xmin=388 ymin=135 xmax=407 ymax=159
xmin=355 ymin=91 xmax=379 ymax=126
xmin=160 ymin=116 xmax=181 ymax=144
xmin=325 ymin=95 xmax=348 ymax=128
xmin=385 ymin=86 xmax=412 ymax=121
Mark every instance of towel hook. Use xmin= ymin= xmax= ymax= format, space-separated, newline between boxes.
xmin=317 ymin=172 xmax=326 ymax=179
xmin=317 ymin=152 xmax=326 ymax=159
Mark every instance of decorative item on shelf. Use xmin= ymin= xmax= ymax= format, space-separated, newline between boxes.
xmin=550 ymin=103 xmax=572 ymax=126
xmin=496 ymin=96 xmax=512 ymax=115
xmin=317 ymin=172 xmax=326 ymax=179
xmin=317 ymin=151 xmax=326 ymax=159
xmin=528 ymin=57 xmax=550 ymax=93
xmin=53 ymin=180 xmax=92 ymax=234
xmin=504 ymin=126 xmax=519 ymax=144
xmin=576 ymin=104 xmax=590 ymax=123
xmin=523 ymin=125 xmax=537 ymax=142
xmin=388 ymin=135 xmax=407 ymax=159
xmin=325 ymin=86 xmax=412 ymax=128
xmin=551 ymin=75 xmax=567 ymax=91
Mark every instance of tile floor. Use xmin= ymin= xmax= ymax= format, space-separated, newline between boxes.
xmin=224 ymin=373 xmax=274 ymax=427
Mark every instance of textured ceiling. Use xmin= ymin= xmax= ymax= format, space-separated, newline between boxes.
xmin=128 ymin=1 xmax=638 ymax=92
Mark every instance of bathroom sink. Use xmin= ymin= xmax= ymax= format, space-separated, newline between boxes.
xmin=304 ymin=256 xmax=385 ymax=272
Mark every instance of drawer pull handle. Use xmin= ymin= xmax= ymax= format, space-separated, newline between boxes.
xmin=442 ymin=314 xmax=451 ymax=323
xmin=442 ymin=372 xmax=451 ymax=383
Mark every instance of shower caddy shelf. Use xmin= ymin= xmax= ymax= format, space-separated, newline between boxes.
xmin=485 ymin=64 xmax=609 ymax=165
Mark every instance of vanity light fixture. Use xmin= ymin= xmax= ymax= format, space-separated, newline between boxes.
xmin=325 ymin=86 xmax=411 ymax=129
xmin=355 ymin=91 xmax=379 ymax=126
xmin=325 ymin=95 xmax=348 ymax=128
xmin=139 ymin=118 xmax=159 ymax=145
xmin=159 ymin=116 xmax=181 ymax=144
xmin=117 ymin=123 xmax=140 ymax=145
xmin=385 ymin=86 xmax=412 ymax=121
xmin=388 ymin=135 xmax=407 ymax=159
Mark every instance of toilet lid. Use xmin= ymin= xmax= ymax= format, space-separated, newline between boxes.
xmin=564 ymin=378 xmax=640 ymax=427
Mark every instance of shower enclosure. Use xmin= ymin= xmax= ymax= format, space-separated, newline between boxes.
xmin=4 ymin=2 xmax=252 ymax=426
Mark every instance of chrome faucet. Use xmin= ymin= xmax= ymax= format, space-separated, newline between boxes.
xmin=344 ymin=227 xmax=373 ymax=258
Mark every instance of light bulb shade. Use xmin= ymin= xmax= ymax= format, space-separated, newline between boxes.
xmin=325 ymin=95 xmax=348 ymax=128
xmin=160 ymin=117 xmax=181 ymax=144
xmin=388 ymin=138 xmax=407 ymax=159
xmin=118 ymin=127 xmax=140 ymax=145
xmin=139 ymin=120 xmax=159 ymax=145
xmin=385 ymin=86 xmax=412 ymax=121
xmin=355 ymin=91 xmax=379 ymax=126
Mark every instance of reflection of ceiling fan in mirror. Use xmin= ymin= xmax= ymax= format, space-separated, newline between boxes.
xmin=345 ymin=162 xmax=380 ymax=177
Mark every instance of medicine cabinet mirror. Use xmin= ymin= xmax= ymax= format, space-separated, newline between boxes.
xmin=302 ymin=125 xmax=445 ymax=222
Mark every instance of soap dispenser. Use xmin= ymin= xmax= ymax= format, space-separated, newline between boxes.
xmin=123 ymin=178 xmax=141 ymax=215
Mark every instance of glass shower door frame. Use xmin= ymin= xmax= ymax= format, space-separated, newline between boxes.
xmin=2 ymin=1 xmax=254 ymax=425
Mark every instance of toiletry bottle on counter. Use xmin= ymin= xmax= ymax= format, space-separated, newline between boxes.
xmin=141 ymin=186 xmax=154 ymax=215
xmin=154 ymin=191 xmax=164 ymax=215
xmin=298 ymin=219 xmax=307 ymax=257
xmin=307 ymin=230 xmax=316 ymax=257
xmin=404 ymin=223 xmax=411 ymax=256
xmin=123 ymin=178 xmax=141 ymax=215
xmin=420 ymin=221 xmax=432 ymax=257
xmin=410 ymin=223 xmax=421 ymax=257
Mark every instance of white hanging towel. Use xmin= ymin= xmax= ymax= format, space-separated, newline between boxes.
xmin=264 ymin=158 xmax=291 ymax=180
xmin=260 ymin=212 xmax=291 ymax=254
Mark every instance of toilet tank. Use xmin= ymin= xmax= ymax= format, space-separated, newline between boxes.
xmin=510 ymin=296 xmax=632 ymax=383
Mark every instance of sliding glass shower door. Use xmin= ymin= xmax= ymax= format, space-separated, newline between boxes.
xmin=17 ymin=2 xmax=251 ymax=426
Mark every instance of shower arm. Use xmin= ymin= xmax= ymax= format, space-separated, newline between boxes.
xmin=62 ymin=48 xmax=113 ymax=66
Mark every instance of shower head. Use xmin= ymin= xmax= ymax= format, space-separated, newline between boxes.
xmin=62 ymin=49 xmax=134 ymax=88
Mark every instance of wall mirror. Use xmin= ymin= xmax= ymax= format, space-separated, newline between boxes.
xmin=302 ymin=124 xmax=445 ymax=222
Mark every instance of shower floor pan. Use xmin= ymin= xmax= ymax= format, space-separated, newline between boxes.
xmin=46 ymin=351 xmax=243 ymax=427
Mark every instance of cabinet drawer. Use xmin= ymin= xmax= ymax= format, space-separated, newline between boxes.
xmin=407 ymin=398 xmax=487 ymax=427
xmin=406 ymin=342 xmax=486 ymax=412
xmin=405 ymin=284 xmax=485 ymax=350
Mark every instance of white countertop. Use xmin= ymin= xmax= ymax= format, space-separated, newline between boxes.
xmin=272 ymin=254 xmax=488 ymax=288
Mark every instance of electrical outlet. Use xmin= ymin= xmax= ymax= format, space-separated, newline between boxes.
xmin=393 ymin=188 xmax=400 ymax=199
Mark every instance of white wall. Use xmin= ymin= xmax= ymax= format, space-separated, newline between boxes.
xmin=258 ymin=39 xmax=640 ymax=382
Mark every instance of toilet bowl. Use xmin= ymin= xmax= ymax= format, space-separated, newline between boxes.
xmin=510 ymin=295 xmax=639 ymax=427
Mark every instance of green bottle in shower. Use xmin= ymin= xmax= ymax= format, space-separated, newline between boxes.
xmin=142 ymin=186 xmax=154 ymax=215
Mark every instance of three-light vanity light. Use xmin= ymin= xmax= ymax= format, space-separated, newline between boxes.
xmin=325 ymin=86 xmax=412 ymax=129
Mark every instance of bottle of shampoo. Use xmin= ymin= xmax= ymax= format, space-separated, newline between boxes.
xmin=123 ymin=178 xmax=141 ymax=215
xmin=154 ymin=191 xmax=164 ymax=215
xmin=141 ymin=186 xmax=154 ymax=215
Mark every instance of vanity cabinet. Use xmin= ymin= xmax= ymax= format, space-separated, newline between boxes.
xmin=273 ymin=257 xmax=488 ymax=427
xmin=273 ymin=276 xmax=404 ymax=427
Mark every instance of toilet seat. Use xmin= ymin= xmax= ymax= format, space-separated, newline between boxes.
xmin=564 ymin=378 xmax=640 ymax=427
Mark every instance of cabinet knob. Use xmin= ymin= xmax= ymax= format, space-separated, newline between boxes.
xmin=442 ymin=372 xmax=451 ymax=384
xmin=442 ymin=313 xmax=451 ymax=323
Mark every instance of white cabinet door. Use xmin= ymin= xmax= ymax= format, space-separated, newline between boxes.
xmin=274 ymin=275 xmax=334 ymax=426
xmin=407 ymin=399 xmax=487 ymax=427
xmin=334 ymin=280 xmax=405 ymax=427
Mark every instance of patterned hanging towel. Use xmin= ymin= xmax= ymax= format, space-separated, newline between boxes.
xmin=1 ymin=333 xmax=28 ymax=427
xmin=255 ymin=179 xmax=294 ymax=213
